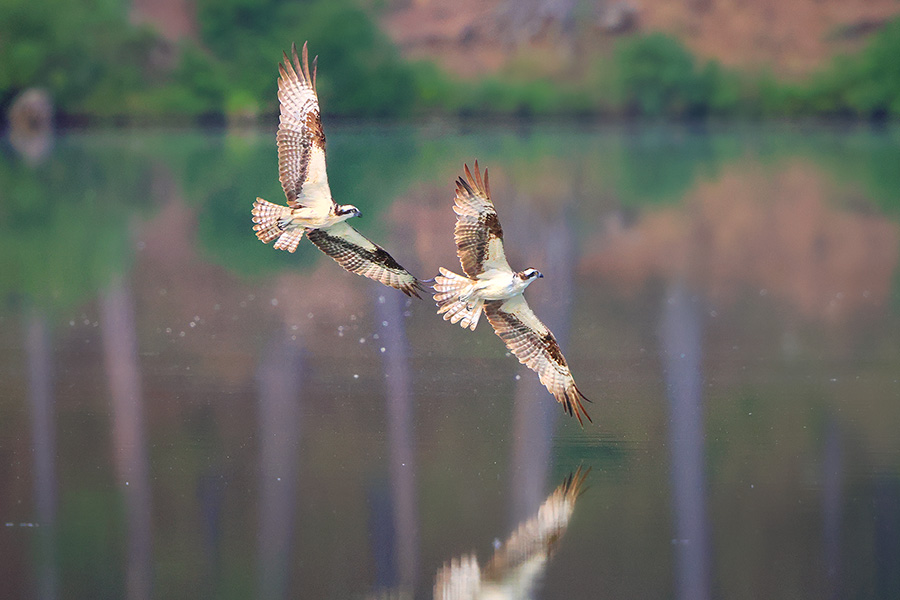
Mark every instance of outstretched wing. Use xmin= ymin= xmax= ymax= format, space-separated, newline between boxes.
xmin=484 ymin=295 xmax=591 ymax=425
xmin=433 ymin=467 xmax=589 ymax=598
xmin=307 ymin=222 xmax=425 ymax=297
xmin=277 ymin=42 xmax=332 ymax=213
xmin=483 ymin=466 xmax=589 ymax=581
xmin=453 ymin=162 xmax=512 ymax=278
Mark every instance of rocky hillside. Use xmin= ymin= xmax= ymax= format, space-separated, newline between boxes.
xmin=381 ymin=0 xmax=900 ymax=78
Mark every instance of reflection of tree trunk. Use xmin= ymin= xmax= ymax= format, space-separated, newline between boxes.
xmin=873 ymin=478 xmax=900 ymax=598
xmin=26 ymin=311 xmax=58 ymax=600
xmin=659 ymin=281 xmax=711 ymax=600
xmin=256 ymin=331 xmax=305 ymax=599
xmin=509 ymin=194 xmax=575 ymax=526
xmin=99 ymin=280 xmax=152 ymax=600
xmin=372 ymin=285 xmax=419 ymax=592
xmin=196 ymin=468 xmax=224 ymax=598
xmin=822 ymin=420 xmax=843 ymax=600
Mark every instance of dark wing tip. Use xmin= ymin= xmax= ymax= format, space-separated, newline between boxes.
xmin=281 ymin=42 xmax=318 ymax=91
xmin=280 ymin=51 xmax=293 ymax=82
xmin=563 ymin=465 xmax=591 ymax=497
xmin=580 ymin=387 xmax=593 ymax=404
xmin=456 ymin=175 xmax=475 ymax=197
xmin=403 ymin=278 xmax=427 ymax=299
xmin=460 ymin=160 xmax=489 ymax=198
xmin=564 ymin=385 xmax=592 ymax=427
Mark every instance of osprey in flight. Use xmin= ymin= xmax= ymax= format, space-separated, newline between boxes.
xmin=251 ymin=42 xmax=425 ymax=298
xmin=433 ymin=163 xmax=591 ymax=425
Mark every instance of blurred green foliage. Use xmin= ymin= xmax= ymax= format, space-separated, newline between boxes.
xmin=0 ymin=0 xmax=158 ymax=118
xmin=0 ymin=0 xmax=415 ymax=121
xmin=2 ymin=0 xmax=900 ymax=121
xmin=795 ymin=18 xmax=900 ymax=118
xmin=0 ymin=134 xmax=153 ymax=313
xmin=614 ymin=33 xmax=706 ymax=117
xmin=191 ymin=0 xmax=416 ymax=117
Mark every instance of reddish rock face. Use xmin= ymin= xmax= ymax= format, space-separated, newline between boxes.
xmin=130 ymin=0 xmax=197 ymax=42
xmin=381 ymin=0 xmax=900 ymax=79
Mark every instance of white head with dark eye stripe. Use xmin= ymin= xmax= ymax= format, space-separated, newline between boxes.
xmin=336 ymin=204 xmax=361 ymax=220
xmin=518 ymin=268 xmax=544 ymax=282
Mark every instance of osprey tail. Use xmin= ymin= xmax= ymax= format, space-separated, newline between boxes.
xmin=251 ymin=198 xmax=304 ymax=252
xmin=433 ymin=267 xmax=484 ymax=331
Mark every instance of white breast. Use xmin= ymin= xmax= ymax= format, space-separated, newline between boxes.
xmin=475 ymin=270 xmax=527 ymax=300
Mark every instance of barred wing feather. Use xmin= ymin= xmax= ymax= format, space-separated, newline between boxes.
xmin=307 ymin=222 xmax=425 ymax=298
xmin=277 ymin=42 xmax=332 ymax=213
xmin=484 ymin=296 xmax=591 ymax=425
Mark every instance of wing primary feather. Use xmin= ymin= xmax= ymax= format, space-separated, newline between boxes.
xmin=299 ymin=41 xmax=306 ymax=79
xmin=457 ymin=176 xmax=474 ymax=197
xmin=307 ymin=223 xmax=425 ymax=298
xmin=299 ymin=42 xmax=308 ymax=83
xmin=484 ymin=297 xmax=592 ymax=426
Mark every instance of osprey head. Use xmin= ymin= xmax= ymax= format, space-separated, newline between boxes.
xmin=336 ymin=204 xmax=361 ymax=219
xmin=519 ymin=268 xmax=544 ymax=281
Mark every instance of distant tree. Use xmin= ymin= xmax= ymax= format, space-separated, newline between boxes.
xmin=615 ymin=33 xmax=701 ymax=116
xmin=194 ymin=0 xmax=416 ymax=116
xmin=0 ymin=0 xmax=159 ymax=119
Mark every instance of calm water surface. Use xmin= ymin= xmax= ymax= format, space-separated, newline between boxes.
xmin=1 ymin=122 xmax=900 ymax=599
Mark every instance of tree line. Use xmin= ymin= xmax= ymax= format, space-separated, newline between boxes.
xmin=2 ymin=0 xmax=900 ymax=123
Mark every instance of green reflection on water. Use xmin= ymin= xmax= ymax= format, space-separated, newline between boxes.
xmin=3 ymin=122 xmax=899 ymax=314
xmin=2 ymin=121 xmax=900 ymax=599
xmin=0 ymin=134 xmax=153 ymax=314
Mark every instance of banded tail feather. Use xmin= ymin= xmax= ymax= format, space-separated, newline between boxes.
xmin=251 ymin=198 xmax=305 ymax=252
xmin=433 ymin=267 xmax=485 ymax=331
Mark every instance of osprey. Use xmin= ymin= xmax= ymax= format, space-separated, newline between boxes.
xmin=434 ymin=467 xmax=589 ymax=599
xmin=433 ymin=163 xmax=591 ymax=425
xmin=251 ymin=42 xmax=425 ymax=298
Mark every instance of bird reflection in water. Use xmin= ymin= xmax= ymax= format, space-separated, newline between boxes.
xmin=434 ymin=467 xmax=589 ymax=600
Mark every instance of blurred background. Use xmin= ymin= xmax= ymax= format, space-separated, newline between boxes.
xmin=2 ymin=0 xmax=900 ymax=123
xmin=3 ymin=2 xmax=900 ymax=600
